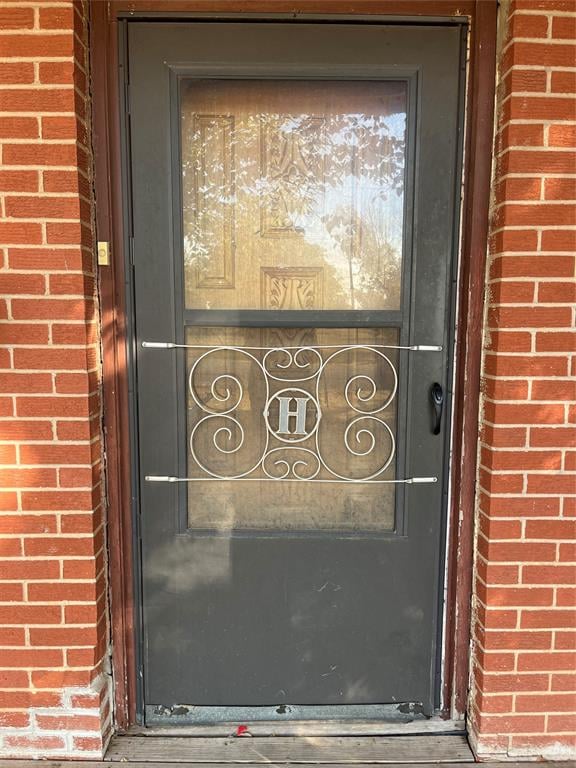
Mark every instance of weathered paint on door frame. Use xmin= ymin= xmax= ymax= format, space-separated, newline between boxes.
xmin=90 ymin=0 xmax=497 ymax=730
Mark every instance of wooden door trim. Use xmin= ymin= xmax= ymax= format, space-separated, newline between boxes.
xmin=91 ymin=0 xmax=497 ymax=729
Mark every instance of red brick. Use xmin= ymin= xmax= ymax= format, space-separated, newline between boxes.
xmin=494 ymin=176 xmax=541 ymax=202
xmin=4 ymin=736 xmax=65 ymax=750
xmin=501 ymin=149 xmax=576 ymax=175
xmin=0 ymin=222 xmax=42 ymax=245
xmin=521 ymin=610 xmax=576 ymax=629
xmin=535 ymin=332 xmax=576 ymax=352
xmin=0 ymin=170 xmax=40 ymax=193
xmin=38 ymin=6 xmax=75 ymax=30
xmin=483 ymin=377 xmax=529 ymax=400
xmin=38 ymin=62 xmax=75 ymax=85
xmin=16 ymin=396 xmax=89 ymax=418
xmin=0 ymin=649 xmax=63 ymax=668
xmin=0 ymin=713 xmax=30 ymax=728
xmin=0 ymin=420 xmax=53 ymax=441
xmin=557 ymin=589 xmax=576 ymax=607
xmin=0 ymin=7 xmax=34 ymax=29
xmin=481 ymin=448 xmax=561 ymax=471
xmin=480 ymin=425 xmax=527 ymax=447
xmin=42 ymin=115 xmax=78 ymax=140
xmin=29 ymin=627 xmax=98 ymax=648
xmin=0 ymin=63 xmax=34 ymax=85
xmin=73 ymin=736 xmax=103 ymax=751
xmin=491 ymin=228 xmax=538 ymax=252
xmin=57 ymin=420 xmax=93 ymax=441
xmin=516 ymin=693 xmax=576 ymax=713
xmin=484 ymin=402 xmax=566 ymax=425
xmin=525 ymin=520 xmax=576 ymax=540
xmin=0 ymin=467 xmax=56 ymax=488
xmin=32 ymin=669 xmax=94 ymax=689
xmin=479 ymin=468 xmax=524 ymax=494
xmin=8 ymin=247 xmax=87 ymax=271
xmin=28 ymin=583 xmax=97 ymax=603
xmin=0 ymin=89 xmax=76 ymax=113
xmin=4 ymin=196 xmax=80 ymax=220
xmin=43 ymin=170 xmax=82 ymax=193
xmin=544 ymin=177 xmax=576 ymax=200
xmin=550 ymin=71 xmax=576 ymax=94
xmin=500 ymin=122 xmax=544 ymax=148
xmin=0 ymin=628 xmax=25 ymax=646
xmin=0 ymin=323 xmax=49 ymax=345
xmin=0 ymin=515 xmax=56 ymax=534
xmin=37 ymin=713 xmax=101 ymax=732
xmin=0 ymin=691 xmax=61 ymax=709
xmin=13 ymin=347 xmax=91 ymax=370
xmin=511 ymin=13 xmax=549 ymax=38
xmin=46 ymin=221 xmax=92 ymax=246
xmin=0 ymin=116 xmax=38 ymax=139
xmin=527 ymin=475 xmax=576 ymax=494
xmin=474 ymin=714 xmax=546 ymax=734
xmin=0 ymin=372 xmax=52 ymax=393
xmin=0 ymin=273 xmax=45 ymax=295
xmin=552 ymin=15 xmax=576 ymax=39
xmin=3 ymin=143 xmax=78 ymax=167
xmin=539 ymin=282 xmax=576 ymax=304
xmin=19 ymin=443 xmax=91 ymax=465
xmin=63 ymin=559 xmax=99 ymax=580
xmin=484 ymin=587 xmax=553 ymax=608
xmin=541 ymin=229 xmax=576 ymax=251
xmin=484 ymin=356 xmax=567 ymax=377
xmin=532 ymin=380 xmax=576 ymax=400
xmin=488 ymin=305 xmax=572 ymax=328
xmin=497 ymin=202 xmax=575 ymax=227
xmin=50 ymin=274 xmax=95 ymax=296
xmin=21 ymin=491 xmax=96 ymax=512
xmin=0 ymin=487 xmax=22 ymax=505
xmin=479 ymin=539 xmax=557 ymax=563
xmin=559 ymin=543 xmax=576 ymax=561
xmin=489 ymin=280 xmax=535 ymax=304
xmin=505 ymin=41 xmax=576 ymax=69
xmin=549 ymin=713 xmax=576 ymax=731
xmin=0 ymin=605 xmax=61 ymax=625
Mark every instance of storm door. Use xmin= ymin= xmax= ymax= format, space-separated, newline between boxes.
xmin=128 ymin=22 xmax=464 ymax=722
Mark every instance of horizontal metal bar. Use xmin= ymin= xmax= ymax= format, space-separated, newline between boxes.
xmin=141 ymin=341 xmax=442 ymax=351
xmin=183 ymin=309 xmax=404 ymax=327
xmin=145 ymin=475 xmax=438 ymax=484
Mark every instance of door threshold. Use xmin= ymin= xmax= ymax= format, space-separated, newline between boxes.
xmin=106 ymin=732 xmax=474 ymax=763
xmin=128 ymin=716 xmax=465 ymax=737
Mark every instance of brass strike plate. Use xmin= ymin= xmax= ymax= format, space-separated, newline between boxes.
xmin=97 ymin=241 xmax=110 ymax=266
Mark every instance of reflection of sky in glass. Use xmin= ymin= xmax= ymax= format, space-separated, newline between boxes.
xmin=182 ymin=82 xmax=407 ymax=311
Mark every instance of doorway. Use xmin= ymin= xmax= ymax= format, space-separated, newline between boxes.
xmin=124 ymin=20 xmax=465 ymax=725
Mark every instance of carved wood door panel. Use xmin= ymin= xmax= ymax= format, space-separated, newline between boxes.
xmin=128 ymin=21 xmax=464 ymax=722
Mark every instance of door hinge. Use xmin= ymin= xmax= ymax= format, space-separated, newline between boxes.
xmin=97 ymin=241 xmax=110 ymax=267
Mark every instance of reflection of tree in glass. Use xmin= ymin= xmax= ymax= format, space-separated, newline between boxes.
xmin=182 ymin=102 xmax=406 ymax=310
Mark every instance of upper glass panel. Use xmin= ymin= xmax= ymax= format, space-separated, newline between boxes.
xmin=181 ymin=80 xmax=407 ymax=311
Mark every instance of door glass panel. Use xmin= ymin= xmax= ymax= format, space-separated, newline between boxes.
xmin=186 ymin=327 xmax=399 ymax=531
xmin=181 ymin=80 xmax=407 ymax=311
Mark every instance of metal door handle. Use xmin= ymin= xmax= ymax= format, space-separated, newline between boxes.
xmin=431 ymin=383 xmax=444 ymax=435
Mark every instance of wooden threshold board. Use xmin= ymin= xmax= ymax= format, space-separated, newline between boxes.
xmin=104 ymin=733 xmax=474 ymax=763
xmin=12 ymin=762 xmax=573 ymax=768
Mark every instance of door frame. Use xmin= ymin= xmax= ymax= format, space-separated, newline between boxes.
xmin=90 ymin=0 xmax=497 ymax=731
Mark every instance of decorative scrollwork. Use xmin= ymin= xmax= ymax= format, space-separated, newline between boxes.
xmin=186 ymin=343 xmax=398 ymax=483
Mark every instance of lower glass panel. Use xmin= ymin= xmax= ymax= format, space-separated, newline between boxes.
xmin=186 ymin=327 xmax=399 ymax=532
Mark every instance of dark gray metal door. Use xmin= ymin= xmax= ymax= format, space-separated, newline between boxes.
xmin=128 ymin=21 xmax=464 ymax=721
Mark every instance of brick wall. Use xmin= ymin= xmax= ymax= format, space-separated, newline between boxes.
xmin=0 ymin=0 xmax=574 ymax=762
xmin=469 ymin=0 xmax=576 ymax=761
xmin=0 ymin=0 xmax=111 ymax=759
